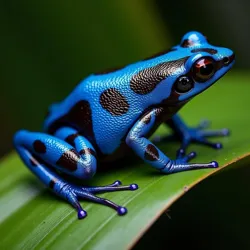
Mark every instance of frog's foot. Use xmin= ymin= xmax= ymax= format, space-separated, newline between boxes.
xmin=179 ymin=119 xmax=229 ymax=150
xmin=160 ymin=149 xmax=218 ymax=174
xmin=196 ymin=119 xmax=230 ymax=138
xmin=154 ymin=119 xmax=229 ymax=150
xmin=58 ymin=180 xmax=138 ymax=219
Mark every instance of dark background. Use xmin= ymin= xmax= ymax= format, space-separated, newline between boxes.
xmin=0 ymin=0 xmax=249 ymax=157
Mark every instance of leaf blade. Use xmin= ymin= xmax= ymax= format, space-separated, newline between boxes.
xmin=1 ymin=72 xmax=250 ymax=249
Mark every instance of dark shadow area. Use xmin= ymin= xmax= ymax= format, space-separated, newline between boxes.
xmin=155 ymin=0 xmax=249 ymax=69
xmin=134 ymin=156 xmax=250 ymax=250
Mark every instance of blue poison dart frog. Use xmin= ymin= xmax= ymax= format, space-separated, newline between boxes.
xmin=14 ymin=31 xmax=235 ymax=219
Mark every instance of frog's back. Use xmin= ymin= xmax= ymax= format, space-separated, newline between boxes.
xmin=43 ymin=70 xmax=147 ymax=155
xmin=44 ymin=48 xmax=193 ymax=155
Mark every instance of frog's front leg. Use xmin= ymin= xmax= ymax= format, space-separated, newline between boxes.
xmin=13 ymin=127 xmax=138 ymax=219
xmin=126 ymin=109 xmax=218 ymax=174
xmin=165 ymin=114 xmax=230 ymax=152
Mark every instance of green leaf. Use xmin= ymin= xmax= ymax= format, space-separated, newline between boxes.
xmin=135 ymin=155 xmax=250 ymax=249
xmin=1 ymin=71 xmax=250 ymax=249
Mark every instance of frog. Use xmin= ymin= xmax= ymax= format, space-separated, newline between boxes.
xmin=13 ymin=31 xmax=235 ymax=219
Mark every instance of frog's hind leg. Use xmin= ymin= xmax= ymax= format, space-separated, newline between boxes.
xmin=13 ymin=128 xmax=138 ymax=219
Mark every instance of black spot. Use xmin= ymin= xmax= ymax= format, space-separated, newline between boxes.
xmin=142 ymin=48 xmax=177 ymax=61
xmin=130 ymin=57 xmax=189 ymax=95
xmin=48 ymin=100 xmax=95 ymax=141
xmin=33 ymin=140 xmax=46 ymax=154
xmin=68 ymin=101 xmax=93 ymax=135
xmin=191 ymin=48 xmax=217 ymax=55
xmin=49 ymin=179 xmax=57 ymax=189
xmin=181 ymin=39 xmax=194 ymax=48
xmin=56 ymin=149 xmax=80 ymax=172
xmin=100 ymin=88 xmax=129 ymax=116
xmin=30 ymin=155 xmax=39 ymax=167
xmin=65 ymin=133 xmax=79 ymax=147
xmin=140 ymin=113 xmax=151 ymax=124
xmin=79 ymin=148 xmax=97 ymax=158
xmin=144 ymin=144 xmax=159 ymax=161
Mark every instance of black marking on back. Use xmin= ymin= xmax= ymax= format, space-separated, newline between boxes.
xmin=191 ymin=48 xmax=217 ymax=55
xmin=67 ymin=100 xmax=92 ymax=132
xmin=100 ymin=88 xmax=129 ymax=116
xmin=130 ymin=57 xmax=189 ymax=95
xmin=48 ymin=100 xmax=94 ymax=141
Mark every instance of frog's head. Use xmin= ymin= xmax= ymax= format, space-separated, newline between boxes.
xmin=168 ymin=31 xmax=235 ymax=103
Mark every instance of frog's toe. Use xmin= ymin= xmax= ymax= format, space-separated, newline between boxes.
xmin=161 ymin=158 xmax=220 ymax=174
xmin=176 ymin=148 xmax=186 ymax=159
xmin=75 ymin=188 xmax=129 ymax=216
xmin=197 ymin=119 xmax=211 ymax=129
xmin=176 ymin=149 xmax=197 ymax=162
xmin=194 ymin=120 xmax=230 ymax=148
xmin=196 ymin=138 xmax=223 ymax=149
xmin=111 ymin=181 xmax=138 ymax=191
xmin=78 ymin=209 xmax=88 ymax=219
xmin=214 ymin=142 xmax=223 ymax=149
xmin=130 ymin=183 xmax=139 ymax=190
xmin=185 ymin=151 xmax=197 ymax=161
xmin=200 ymin=128 xmax=230 ymax=138
xmin=221 ymin=128 xmax=230 ymax=136
xmin=58 ymin=181 xmax=137 ymax=220
xmin=65 ymin=186 xmax=88 ymax=220
xmin=210 ymin=161 xmax=219 ymax=168
xmin=110 ymin=180 xmax=122 ymax=187
xmin=176 ymin=148 xmax=197 ymax=162
xmin=117 ymin=207 xmax=128 ymax=216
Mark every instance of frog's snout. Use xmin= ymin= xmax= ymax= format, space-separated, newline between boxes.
xmin=215 ymin=49 xmax=235 ymax=71
xmin=221 ymin=47 xmax=235 ymax=65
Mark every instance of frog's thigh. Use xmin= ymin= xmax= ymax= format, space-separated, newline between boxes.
xmin=126 ymin=109 xmax=170 ymax=171
xmin=14 ymin=128 xmax=97 ymax=180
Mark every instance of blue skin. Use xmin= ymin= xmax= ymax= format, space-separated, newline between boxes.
xmin=14 ymin=31 xmax=235 ymax=219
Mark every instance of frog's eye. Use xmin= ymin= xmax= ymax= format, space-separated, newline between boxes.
xmin=193 ymin=57 xmax=215 ymax=82
xmin=174 ymin=76 xmax=194 ymax=94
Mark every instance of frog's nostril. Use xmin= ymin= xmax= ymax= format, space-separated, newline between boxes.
xmin=223 ymin=53 xmax=235 ymax=65
xmin=223 ymin=57 xmax=230 ymax=65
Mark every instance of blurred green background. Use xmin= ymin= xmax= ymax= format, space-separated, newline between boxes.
xmin=0 ymin=0 xmax=249 ymax=157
